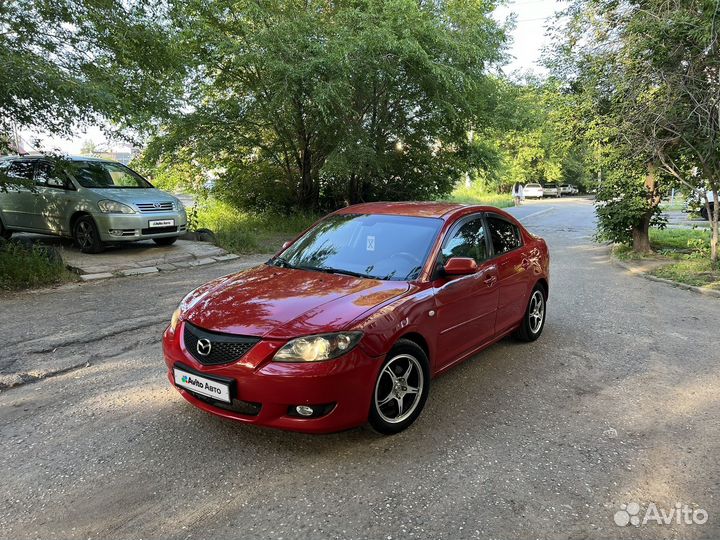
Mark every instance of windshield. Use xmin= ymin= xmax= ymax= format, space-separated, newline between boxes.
xmin=69 ymin=161 xmax=153 ymax=189
xmin=273 ymin=214 xmax=443 ymax=281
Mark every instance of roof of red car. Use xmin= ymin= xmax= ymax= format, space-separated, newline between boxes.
xmin=334 ymin=201 xmax=499 ymax=219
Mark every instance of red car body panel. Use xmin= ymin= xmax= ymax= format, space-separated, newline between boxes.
xmin=162 ymin=202 xmax=549 ymax=433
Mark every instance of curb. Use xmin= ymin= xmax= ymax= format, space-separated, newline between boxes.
xmin=79 ymin=253 xmax=242 ymax=282
xmin=612 ymin=257 xmax=720 ymax=299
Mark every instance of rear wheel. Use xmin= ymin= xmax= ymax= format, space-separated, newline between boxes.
xmin=369 ymin=339 xmax=430 ymax=435
xmin=73 ymin=216 xmax=104 ymax=254
xmin=153 ymin=236 xmax=178 ymax=246
xmin=515 ymin=285 xmax=546 ymax=342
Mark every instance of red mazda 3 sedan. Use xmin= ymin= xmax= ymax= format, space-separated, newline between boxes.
xmin=163 ymin=202 xmax=549 ymax=434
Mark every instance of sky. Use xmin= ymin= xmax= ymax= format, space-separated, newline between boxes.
xmin=19 ymin=0 xmax=566 ymax=154
xmin=494 ymin=0 xmax=568 ymax=75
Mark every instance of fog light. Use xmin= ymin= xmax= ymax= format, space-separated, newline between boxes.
xmin=109 ymin=229 xmax=123 ymax=236
xmin=295 ymin=405 xmax=314 ymax=417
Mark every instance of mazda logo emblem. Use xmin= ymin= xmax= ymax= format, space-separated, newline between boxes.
xmin=196 ymin=338 xmax=212 ymax=356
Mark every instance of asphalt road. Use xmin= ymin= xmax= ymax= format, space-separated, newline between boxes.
xmin=1 ymin=198 xmax=719 ymax=540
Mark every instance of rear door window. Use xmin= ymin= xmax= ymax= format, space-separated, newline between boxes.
xmin=487 ymin=216 xmax=522 ymax=255
xmin=36 ymin=161 xmax=72 ymax=189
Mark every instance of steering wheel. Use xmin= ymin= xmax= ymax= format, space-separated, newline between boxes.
xmin=390 ymin=251 xmax=422 ymax=268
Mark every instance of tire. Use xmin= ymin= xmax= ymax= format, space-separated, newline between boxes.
xmin=73 ymin=215 xmax=104 ymax=254
xmin=369 ymin=339 xmax=430 ymax=435
xmin=515 ymin=285 xmax=547 ymax=342
xmin=153 ymin=236 xmax=178 ymax=246
xmin=0 ymin=219 xmax=11 ymax=240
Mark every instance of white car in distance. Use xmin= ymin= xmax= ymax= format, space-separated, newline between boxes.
xmin=524 ymin=183 xmax=544 ymax=198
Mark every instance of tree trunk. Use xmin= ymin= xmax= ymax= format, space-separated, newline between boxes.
xmin=632 ymin=211 xmax=653 ymax=253
xmin=632 ymin=162 xmax=658 ymax=254
xmin=347 ymin=174 xmax=364 ymax=206
xmin=298 ymin=145 xmax=314 ymax=210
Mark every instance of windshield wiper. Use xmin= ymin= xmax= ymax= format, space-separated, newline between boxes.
xmin=316 ymin=266 xmax=375 ymax=279
xmin=277 ymin=261 xmax=375 ymax=279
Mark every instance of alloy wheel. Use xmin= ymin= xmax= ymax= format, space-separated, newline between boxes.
xmin=374 ymin=353 xmax=424 ymax=424
xmin=528 ymin=290 xmax=545 ymax=334
xmin=77 ymin=221 xmax=94 ymax=249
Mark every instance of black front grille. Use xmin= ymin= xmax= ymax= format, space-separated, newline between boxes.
xmin=191 ymin=393 xmax=262 ymax=416
xmin=141 ymin=226 xmax=178 ymax=235
xmin=183 ymin=321 xmax=260 ymax=365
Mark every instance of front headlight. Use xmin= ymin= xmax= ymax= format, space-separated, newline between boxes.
xmin=98 ymin=199 xmax=136 ymax=214
xmin=170 ymin=307 xmax=182 ymax=332
xmin=273 ymin=332 xmax=363 ymax=362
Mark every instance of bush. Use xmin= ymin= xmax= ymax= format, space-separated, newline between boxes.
xmin=0 ymin=242 xmax=70 ymax=290
xmin=594 ymin=158 xmax=668 ymax=247
xmin=194 ymin=198 xmax=318 ymax=254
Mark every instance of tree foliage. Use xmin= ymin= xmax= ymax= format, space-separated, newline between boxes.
xmin=143 ymin=0 xmax=507 ymax=212
xmin=551 ymin=0 xmax=720 ymax=262
xmin=0 ymin=0 xmax=185 ymax=151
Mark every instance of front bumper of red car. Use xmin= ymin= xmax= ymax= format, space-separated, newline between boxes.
xmin=162 ymin=322 xmax=381 ymax=433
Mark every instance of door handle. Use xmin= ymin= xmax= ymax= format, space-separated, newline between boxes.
xmin=483 ymin=275 xmax=497 ymax=287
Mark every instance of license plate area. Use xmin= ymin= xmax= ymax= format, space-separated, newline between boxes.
xmin=173 ymin=365 xmax=233 ymax=403
xmin=149 ymin=219 xmax=175 ymax=228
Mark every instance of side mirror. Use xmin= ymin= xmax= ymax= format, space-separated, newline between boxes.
xmin=282 ymin=241 xmax=292 ymax=249
xmin=443 ymin=257 xmax=478 ymax=276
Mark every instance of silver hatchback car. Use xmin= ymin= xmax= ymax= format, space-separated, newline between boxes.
xmin=0 ymin=155 xmax=187 ymax=253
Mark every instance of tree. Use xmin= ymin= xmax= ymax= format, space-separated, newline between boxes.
xmin=0 ymin=0 xmax=185 ymax=158
xmin=79 ymin=140 xmax=106 ymax=157
xmin=475 ymin=80 xmax=591 ymax=194
xmin=144 ymin=0 xmax=507 ymax=212
xmin=550 ymin=0 xmax=720 ymax=264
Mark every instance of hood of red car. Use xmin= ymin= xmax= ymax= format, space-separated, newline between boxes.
xmin=181 ymin=264 xmax=410 ymax=338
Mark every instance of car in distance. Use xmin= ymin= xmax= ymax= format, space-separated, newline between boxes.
xmin=543 ymin=183 xmax=560 ymax=197
xmin=163 ymin=202 xmax=550 ymax=434
xmin=685 ymin=189 xmax=716 ymax=220
xmin=0 ymin=155 xmax=187 ymax=253
xmin=559 ymin=184 xmax=578 ymax=196
xmin=523 ymin=183 xmax=544 ymax=198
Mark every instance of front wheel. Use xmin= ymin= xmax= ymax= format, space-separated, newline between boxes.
xmin=369 ymin=339 xmax=430 ymax=435
xmin=515 ymin=285 xmax=547 ymax=342
xmin=73 ymin=216 xmax=104 ymax=254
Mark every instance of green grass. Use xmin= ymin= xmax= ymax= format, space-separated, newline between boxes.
xmin=650 ymin=259 xmax=720 ymax=290
xmin=194 ymin=199 xmax=318 ymax=254
xmin=649 ymin=228 xmax=711 ymax=251
xmin=0 ymin=242 xmax=73 ymax=291
xmin=612 ymin=244 xmax=647 ymax=261
xmin=447 ymin=184 xmax=513 ymax=208
xmin=614 ymin=227 xmax=719 ymax=289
